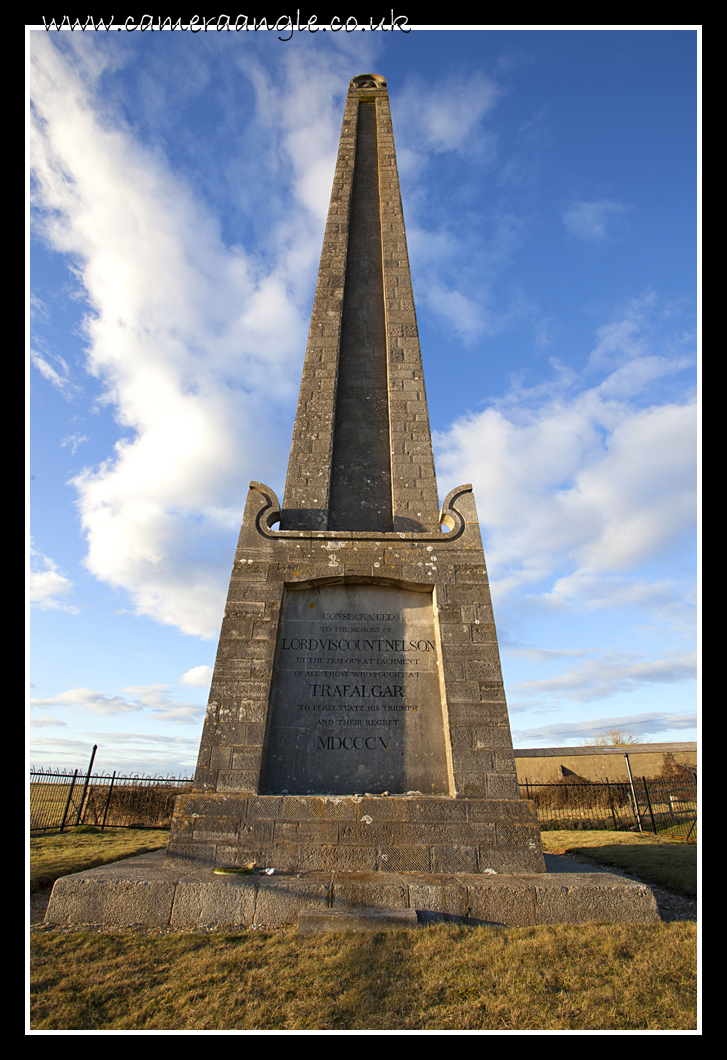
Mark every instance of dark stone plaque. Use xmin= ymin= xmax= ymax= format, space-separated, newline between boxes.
xmin=260 ymin=583 xmax=449 ymax=795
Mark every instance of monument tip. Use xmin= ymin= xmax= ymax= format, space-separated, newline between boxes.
xmin=350 ymin=73 xmax=387 ymax=89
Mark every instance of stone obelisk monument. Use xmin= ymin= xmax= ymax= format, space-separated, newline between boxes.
xmin=166 ymin=73 xmax=545 ymax=876
xmin=46 ymin=76 xmax=660 ymax=929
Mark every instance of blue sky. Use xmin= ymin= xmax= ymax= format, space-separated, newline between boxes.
xmin=29 ymin=26 xmax=699 ymax=775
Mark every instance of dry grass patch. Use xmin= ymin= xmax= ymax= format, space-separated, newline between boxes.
xmin=30 ymin=921 xmax=696 ymax=1031
xmin=540 ymin=830 xmax=697 ymax=896
xmin=30 ymin=829 xmax=169 ymax=893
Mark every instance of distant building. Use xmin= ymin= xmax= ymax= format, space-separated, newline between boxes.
xmin=514 ymin=742 xmax=697 ymax=783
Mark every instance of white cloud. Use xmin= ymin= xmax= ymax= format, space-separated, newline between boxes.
xmin=30 ymin=38 xmax=361 ymax=638
xmin=29 ymin=548 xmax=78 ymax=613
xmin=239 ymin=45 xmax=378 ymax=223
xmin=508 ymin=649 xmax=697 ymax=707
xmin=563 ymin=199 xmax=627 ymax=242
xmin=513 ymin=711 xmax=698 ymax=746
xmin=29 ymin=683 xmax=205 ymax=723
xmin=180 ymin=665 xmax=213 ymax=687
xmin=420 ymin=276 xmax=535 ymax=347
xmin=29 ymin=732 xmax=198 ymax=775
xmin=587 ymin=290 xmax=658 ymax=369
xmin=30 ymin=687 xmax=144 ymax=715
xmin=425 ymin=284 xmax=487 ymax=344
xmin=405 ymin=208 xmax=532 ymax=345
xmin=395 ymin=72 xmax=501 ymax=155
xmin=434 ymin=299 xmax=697 ymax=615
xmin=28 ymin=44 xmax=526 ymax=643
xmin=30 ymin=350 xmax=77 ymax=398
xmin=562 ymin=401 xmax=696 ymax=573
xmin=389 ymin=70 xmax=535 ymax=346
xmin=60 ymin=433 xmax=88 ymax=453
xmin=506 ymin=647 xmax=591 ymax=664
xmin=30 ymin=42 xmax=696 ymax=656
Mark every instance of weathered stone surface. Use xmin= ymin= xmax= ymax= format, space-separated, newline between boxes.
xmin=39 ymin=73 xmax=658 ymax=929
xmin=44 ymin=851 xmax=661 ymax=929
xmin=260 ymin=582 xmax=448 ymax=797
xmin=298 ymin=907 xmax=418 ymax=933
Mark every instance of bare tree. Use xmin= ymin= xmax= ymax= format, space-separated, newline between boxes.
xmin=585 ymin=728 xmax=648 ymax=746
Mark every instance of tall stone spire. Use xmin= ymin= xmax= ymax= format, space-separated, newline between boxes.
xmin=281 ymin=74 xmax=440 ymax=534
xmin=166 ymin=74 xmax=546 ymax=878
xmin=44 ymin=75 xmax=662 ymax=934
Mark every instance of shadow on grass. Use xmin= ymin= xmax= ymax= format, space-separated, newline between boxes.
xmin=30 ymin=829 xmax=169 ymax=893
xmin=567 ymin=843 xmax=696 ymax=897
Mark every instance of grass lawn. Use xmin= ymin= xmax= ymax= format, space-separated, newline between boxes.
xmin=540 ymin=830 xmax=697 ymax=897
xmin=29 ymin=826 xmax=698 ymax=1030
xmin=30 ymin=828 xmax=170 ymax=893
xmin=30 ymin=921 xmax=696 ymax=1031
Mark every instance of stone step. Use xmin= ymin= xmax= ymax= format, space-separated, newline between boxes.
xmin=43 ymin=851 xmax=661 ymax=929
xmin=297 ymin=906 xmax=418 ymax=933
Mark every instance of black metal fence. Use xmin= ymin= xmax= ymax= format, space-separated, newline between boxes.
xmin=520 ymin=776 xmax=697 ymax=838
xmin=31 ymin=768 xmax=697 ymax=838
xmin=30 ymin=768 xmax=194 ymax=834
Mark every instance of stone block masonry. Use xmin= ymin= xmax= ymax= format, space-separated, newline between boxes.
xmin=166 ymin=74 xmax=544 ymax=876
xmin=45 ymin=75 xmax=663 ymax=928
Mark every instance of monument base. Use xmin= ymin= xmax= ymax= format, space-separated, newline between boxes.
xmin=43 ymin=850 xmax=660 ymax=929
xmin=166 ymin=793 xmax=546 ymax=876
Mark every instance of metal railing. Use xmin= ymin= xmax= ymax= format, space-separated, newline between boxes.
xmin=31 ymin=767 xmax=697 ymax=838
xmin=30 ymin=767 xmax=193 ymax=833
xmin=520 ymin=776 xmax=697 ymax=837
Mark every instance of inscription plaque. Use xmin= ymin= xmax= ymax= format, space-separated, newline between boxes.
xmin=260 ymin=583 xmax=449 ymax=795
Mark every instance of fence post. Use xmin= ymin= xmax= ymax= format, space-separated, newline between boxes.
xmin=100 ymin=771 xmax=117 ymax=830
xmin=59 ymin=769 xmax=78 ymax=832
xmin=606 ymin=777 xmax=619 ymax=830
xmin=642 ymin=777 xmax=657 ymax=835
xmin=624 ymin=754 xmax=643 ymax=832
xmin=75 ymin=744 xmax=98 ymax=826
xmin=667 ymin=788 xmax=679 ymax=829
